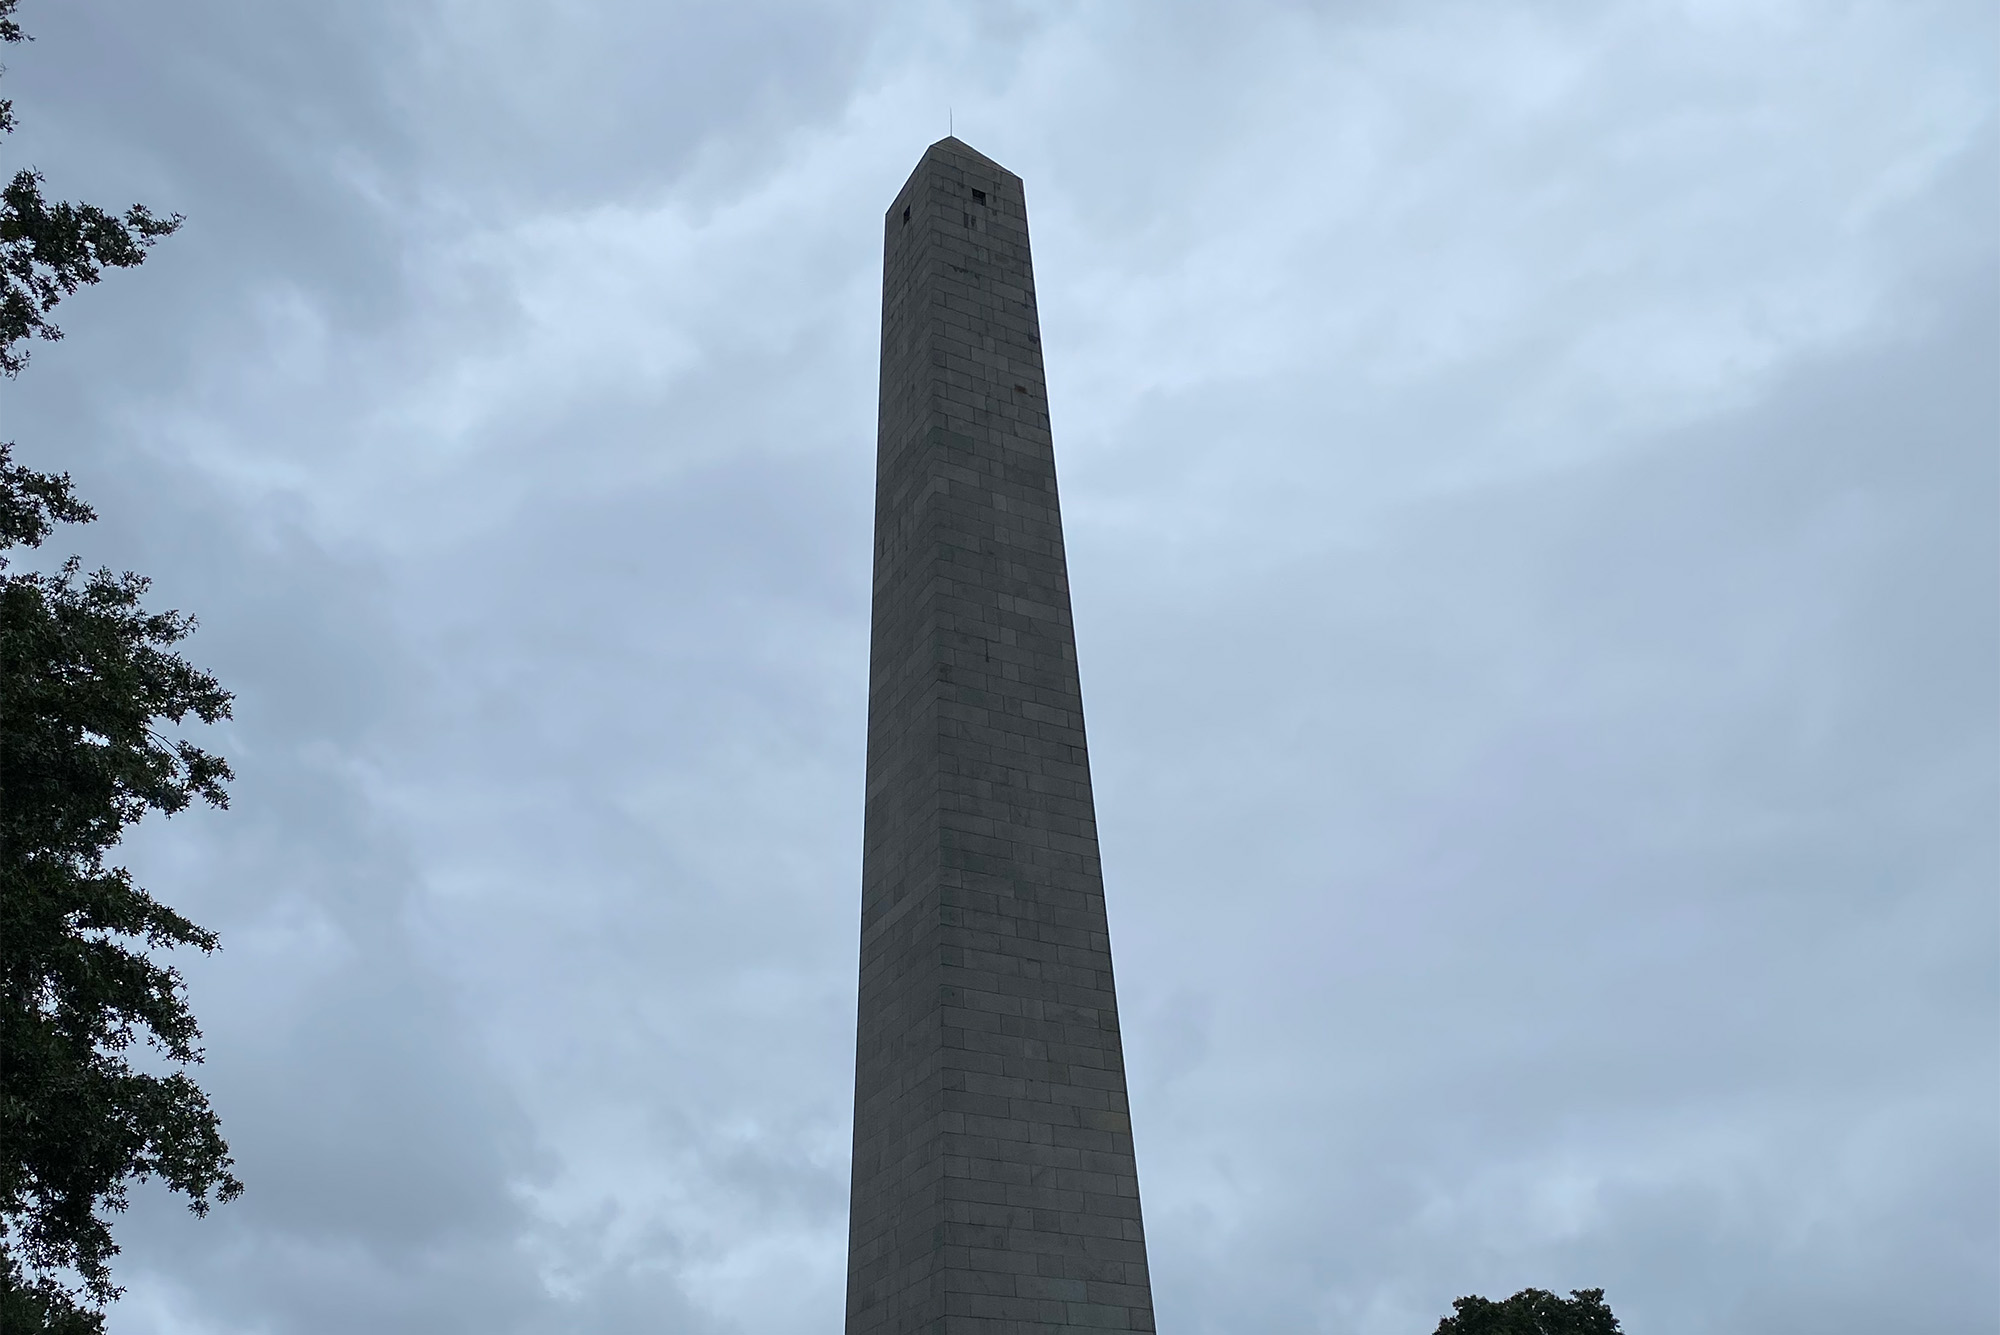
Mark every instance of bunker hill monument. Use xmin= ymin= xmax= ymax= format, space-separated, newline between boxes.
xmin=843 ymin=139 xmax=1158 ymax=1330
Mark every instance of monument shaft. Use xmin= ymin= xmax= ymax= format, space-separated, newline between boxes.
xmin=844 ymin=139 xmax=1156 ymax=1332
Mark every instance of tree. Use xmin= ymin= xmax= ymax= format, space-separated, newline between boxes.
xmin=0 ymin=3 xmax=240 ymax=1330
xmin=1434 ymin=1286 xmax=1624 ymax=1335
xmin=0 ymin=6 xmax=179 ymax=377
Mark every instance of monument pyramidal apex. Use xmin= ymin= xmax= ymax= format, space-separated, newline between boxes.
xmin=843 ymin=137 xmax=1158 ymax=1332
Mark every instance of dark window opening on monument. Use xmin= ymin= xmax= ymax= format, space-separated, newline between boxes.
xmin=971 ymin=188 xmax=986 ymax=204
xmin=1013 ymin=383 xmax=1027 ymax=393
xmin=900 ymin=205 xmax=910 ymax=224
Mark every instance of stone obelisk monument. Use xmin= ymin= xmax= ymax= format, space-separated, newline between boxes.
xmin=844 ymin=138 xmax=1156 ymax=1332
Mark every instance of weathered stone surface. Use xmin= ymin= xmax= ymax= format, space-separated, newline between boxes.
xmin=845 ymin=137 xmax=1157 ymax=1335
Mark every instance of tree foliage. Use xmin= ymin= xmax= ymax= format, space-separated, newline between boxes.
xmin=0 ymin=3 xmax=237 ymax=1329
xmin=1434 ymin=1286 xmax=1624 ymax=1335
xmin=0 ymin=2 xmax=179 ymax=378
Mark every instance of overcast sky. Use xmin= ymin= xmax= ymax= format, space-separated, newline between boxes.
xmin=8 ymin=1 xmax=1996 ymax=1331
